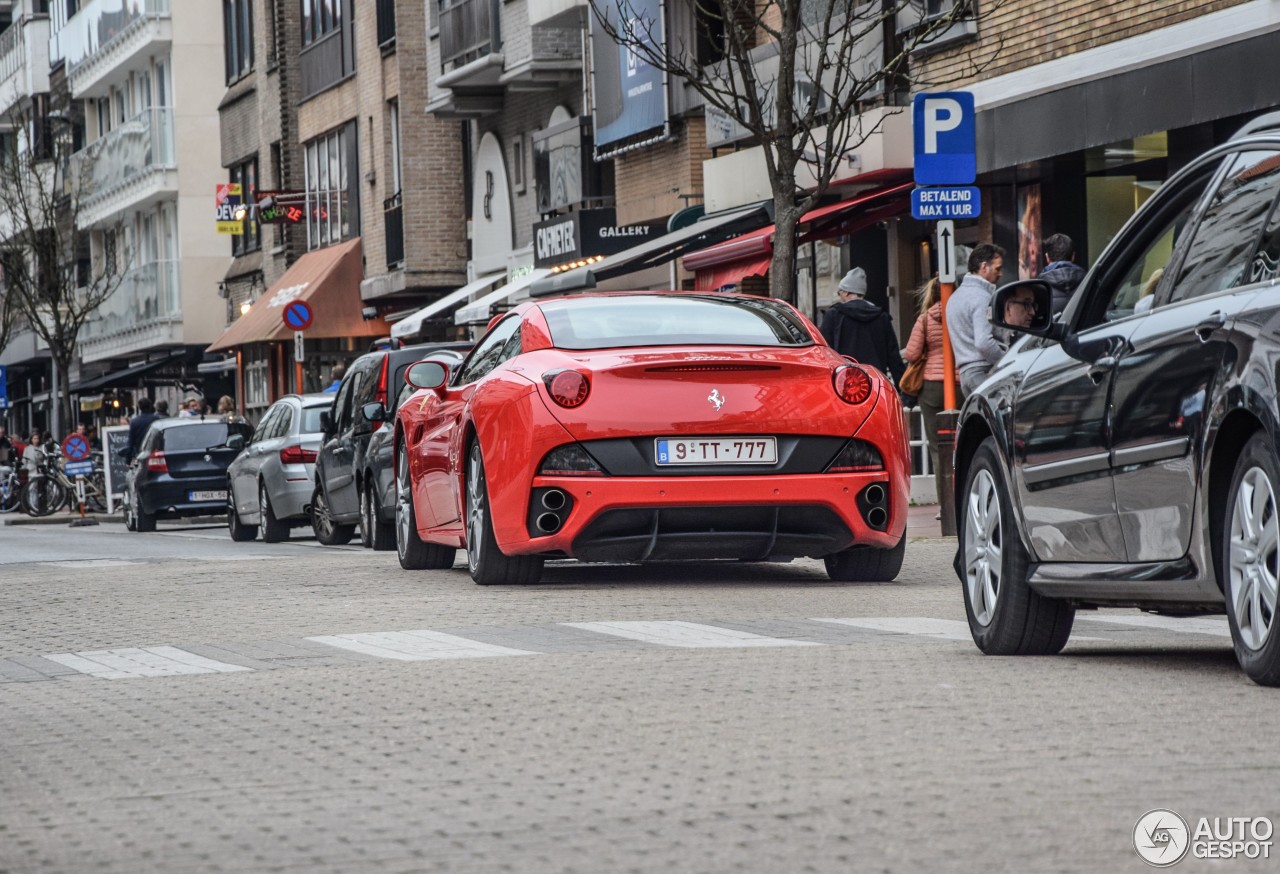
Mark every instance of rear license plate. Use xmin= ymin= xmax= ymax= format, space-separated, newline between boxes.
xmin=655 ymin=437 xmax=777 ymax=465
xmin=189 ymin=490 xmax=227 ymax=502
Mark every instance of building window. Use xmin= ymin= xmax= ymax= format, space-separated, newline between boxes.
xmin=512 ymin=133 xmax=526 ymax=195
xmin=301 ymin=0 xmax=342 ymax=46
xmin=230 ymin=157 xmax=261 ymax=255
xmin=224 ymin=0 xmax=254 ymax=83
xmin=304 ymin=123 xmax=358 ymax=250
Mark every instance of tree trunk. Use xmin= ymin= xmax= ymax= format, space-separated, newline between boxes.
xmin=55 ymin=351 xmax=74 ymax=438
xmin=770 ymin=193 xmax=801 ymax=305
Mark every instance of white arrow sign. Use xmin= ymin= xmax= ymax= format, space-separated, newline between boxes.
xmin=936 ymin=220 xmax=957 ymax=284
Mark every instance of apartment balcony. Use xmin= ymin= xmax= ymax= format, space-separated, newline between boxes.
xmin=70 ymin=107 xmax=177 ymax=228
xmin=78 ymin=259 xmax=182 ymax=363
xmin=0 ymin=15 xmax=50 ymax=119
xmin=527 ymin=0 xmax=585 ymax=29
xmin=51 ymin=0 xmax=172 ymax=99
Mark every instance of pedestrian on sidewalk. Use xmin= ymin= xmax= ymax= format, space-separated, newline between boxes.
xmin=1038 ymin=233 xmax=1085 ymax=317
xmin=945 ymin=243 xmax=1006 ymax=401
xmin=903 ymin=277 xmax=947 ymax=472
xmin=125 ymin=398 xmax=159 ymax=463
xmin=819 ymin=267 xmax=907 ymax=387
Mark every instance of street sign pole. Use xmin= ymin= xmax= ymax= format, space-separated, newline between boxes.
xmin=294 ymin=331 xmax=305 ymax=393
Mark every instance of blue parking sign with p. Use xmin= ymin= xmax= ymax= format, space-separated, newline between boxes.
xmin=913 ymin=92 xmax=976 ymax=186
xmin=0 ymin=364 xmax=7 ymax=410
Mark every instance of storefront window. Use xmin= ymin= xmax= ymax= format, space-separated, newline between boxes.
xmin=1084 ymin=132 xmax=1169 ymax=266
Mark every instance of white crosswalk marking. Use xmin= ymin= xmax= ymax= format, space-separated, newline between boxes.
xmin=563 ymin=621 xmax=821 ymax=648
xmin=813 ymin=617 xmax=977 ymax=641
xmin=307 ymin=630 xmax=537 ymax=660
xmin=44 ymin=647 xmax=252 ymax=679
xmin=1080 ymin=614 xmax=1231 ymax=637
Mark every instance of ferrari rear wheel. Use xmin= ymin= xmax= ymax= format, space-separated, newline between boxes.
xmin=824 ymin=534 xmax=906 ymax=582
xmin=396 ymin=438 xmax=455 ymax=570
xmin=466 ymin=442 xmax=543 ymax=585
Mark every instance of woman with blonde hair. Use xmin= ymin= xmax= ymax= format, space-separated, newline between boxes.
xmin=902 ymin=277 xmax=947 ymax=473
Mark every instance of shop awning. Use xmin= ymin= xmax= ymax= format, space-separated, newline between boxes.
xmin=682 ymin=180 xmax=915 ymax=279
xmin=455 ymin=269 xmax=553 ymax=325
xmin=696 ymin=256 xmax=774 ymax=292
xmin=390 ymin=272 xmax=505 ymax=340
xmin=69 ymin=351 xmax=187 ymax=393
xmin=207 ymin=239 xmax=387 ymax=352
xmin=528 ymin=204 xmax=773 ymax=296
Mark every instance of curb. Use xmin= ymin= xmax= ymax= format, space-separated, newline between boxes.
xmin=2 ymin=514 xmax=226 ymax=527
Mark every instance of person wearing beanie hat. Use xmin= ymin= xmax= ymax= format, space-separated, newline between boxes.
xmin=819 ymin=267 xmax=906 ymax=386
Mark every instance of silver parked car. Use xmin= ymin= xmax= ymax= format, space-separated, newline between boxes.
xmin=226 ymin=394 xmax=332 ymax=542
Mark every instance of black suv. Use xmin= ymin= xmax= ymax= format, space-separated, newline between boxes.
xmin=311 ymin=341 xmax=469 ymax=546
xmin=954 ymin=113 xmax=1280 ymax=685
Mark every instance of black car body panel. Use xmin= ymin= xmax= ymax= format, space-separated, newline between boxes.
xmin=955 ymin=128 xmax=1280 ymax=612
xmin=314 ymin=342 xmax=470 ymax=526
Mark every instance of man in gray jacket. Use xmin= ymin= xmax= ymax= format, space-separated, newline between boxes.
xmin=945 ymin=242 xmax=1006 ymax=400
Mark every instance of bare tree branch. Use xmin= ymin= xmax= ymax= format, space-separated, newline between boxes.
xmin=589 ymin=0 xmax=1003 ymax=301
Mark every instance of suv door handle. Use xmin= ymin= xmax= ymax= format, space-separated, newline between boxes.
xmin=1087 ymin=356 xmax=1117 ymax=385
xmin=1195 ymin=311 xmax=1226 ymax=341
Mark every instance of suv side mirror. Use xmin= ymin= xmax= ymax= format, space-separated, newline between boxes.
xmin=361 ymin=402 xmax=387 ymax=424
xmin=406 ymin=360 xmax=448 ymax=391
xmin=226 ymin=433 xmax=246 ymax=452
xmin=991 ymin=281 xmax=1057 ymax=338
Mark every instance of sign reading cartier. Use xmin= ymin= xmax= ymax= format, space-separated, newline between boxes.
xmin=533 ymin=208 xmax=656 ymax=268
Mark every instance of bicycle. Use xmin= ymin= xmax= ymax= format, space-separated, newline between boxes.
xmin=19 ymin=449 xmax=108 ymax=517
xmin=0 ymin=464 xmax=22 ymax=513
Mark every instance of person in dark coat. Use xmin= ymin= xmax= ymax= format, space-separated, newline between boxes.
xmin=125 ymin=398 xmax=159 ymax=463
xmin=819 ymin=267 xmax=906 ymax=385
xmin=1039 ymin=233 xmax=1086 ymax=317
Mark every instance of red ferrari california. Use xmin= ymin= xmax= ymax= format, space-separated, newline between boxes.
xmin=393 ymin=292 xmax=909 ymax=584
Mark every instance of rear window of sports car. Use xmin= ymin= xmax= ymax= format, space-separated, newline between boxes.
xmin=539 ymin=296 xmax=813 ymax=349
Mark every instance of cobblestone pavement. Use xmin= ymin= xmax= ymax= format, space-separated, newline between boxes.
xmin=0 ymin=525 xmax=1273 ymax=873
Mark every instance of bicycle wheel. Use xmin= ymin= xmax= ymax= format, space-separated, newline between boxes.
xmin=84 ymin=472 xmax=108 ymax=513
xmin=21 ymin=477 xmax=68 ymax=517
xmin=0 ymin=477 xmax=20 ymax=513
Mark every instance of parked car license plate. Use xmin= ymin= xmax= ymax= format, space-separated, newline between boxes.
xmin=655 ymin=437 xmax=777 ymax=465
xmin=189 ymin=490 xmax=227 ymax=502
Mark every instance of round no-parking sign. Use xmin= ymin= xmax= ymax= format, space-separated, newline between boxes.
xmin=62 ymin=434 xmax=91 ymax=462
xmin=282 ymin=300 xmax=314 ymax=331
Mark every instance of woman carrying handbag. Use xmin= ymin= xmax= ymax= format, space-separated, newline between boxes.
xmin=902 ymin=278 xmax=947 ymax=475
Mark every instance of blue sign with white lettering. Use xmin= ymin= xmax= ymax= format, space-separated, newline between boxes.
xmin=912 ymin=186 xmax=982 ymax=220
xmin=0 ymin=364 xmax=7 ymax=410
xmin=913 ymin=91 xmax=976 ymax=186
xmin=64 ymin=461 xmax=95 ymax=477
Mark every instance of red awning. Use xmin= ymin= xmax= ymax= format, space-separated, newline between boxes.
xmin=682 ymin=177 xmax=915 ymax=275
xmin=695 ymin=255 xmax=773 ymax=292
xmin=207 ymin=238 xmax=388 ymax=352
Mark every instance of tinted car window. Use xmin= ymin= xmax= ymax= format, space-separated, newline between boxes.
xmin=275 ymin=405 xmax=295 ymax=438
xmin=300 ymin=405 xmax=328 ymax=433
xmin=540 ymin=295 xmax=814 ymax=349
xmin=251 ymin=406 xmax=281 ymax=444
xmin=1170 ymin=150 xmax=1280 ymax=305
xmin=455 ymin=316 xmax=522 ymax=385
xmin=162 ymin=424 xmax=239 ymax=451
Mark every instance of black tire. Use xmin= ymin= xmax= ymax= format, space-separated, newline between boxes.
xmin=958 ymin=437 xmax=1073 ymax=655
xmin=363 ymin=479 xmax=395 ymax=551
xmin=825 ymin=533 xmax=907 ymax=582
xmin=395 ymin=437 xmax=455 ymax=570
xmin=259 ymin=482 xmax=290 ymax=543
xmin=130 ymin=487 xmax=156 ymax=533
xmin=310 ymin=485 xmax=355 ymax=546
xmin=21 ymin=477 xmax=66 ymax=517
xmin=465 ymin=442 xmax=543 ymax=585
xmin=123 ymin=487 xmax=137 ymax=531
xmin=1222 ymin=432 xmax=1280 ymax=686
xmin=227 ymin=486 xmax=258 ymax=542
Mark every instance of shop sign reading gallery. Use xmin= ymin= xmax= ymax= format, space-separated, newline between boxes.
xmin=534 ymin=208 xmax=658 ymax=269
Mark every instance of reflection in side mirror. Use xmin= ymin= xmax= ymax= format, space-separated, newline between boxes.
xmin=319 ymin=410 xmax=333 ymax=433
xmin=361 ymin=402 xmax=387 ymax=423
xmin=991 ymin=280 xmax=1056 ymax=338
xmin=227 ymin=433 xmax=246 ymax=452
xmin=406 ymin=360 xmax=448 ymax=391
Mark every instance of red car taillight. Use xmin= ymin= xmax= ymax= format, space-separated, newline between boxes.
xmin=543 ymin=369 xmax=591 ymax=408
xmin=279 ymin=444 xmax=318 ymax=465
xmin=833 ymin=365 xmax=874 ymax=405
xmin=145 ymin=451 xmax=168 ymax=473
xmin=825 ymin=439 xmax=884 ymax=473
xmin=372 ymin=355 xmax=389 ymax=431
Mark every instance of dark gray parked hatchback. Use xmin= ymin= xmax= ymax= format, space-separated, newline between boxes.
xmin=954 ymin=114 xmax=1280 ymax=685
